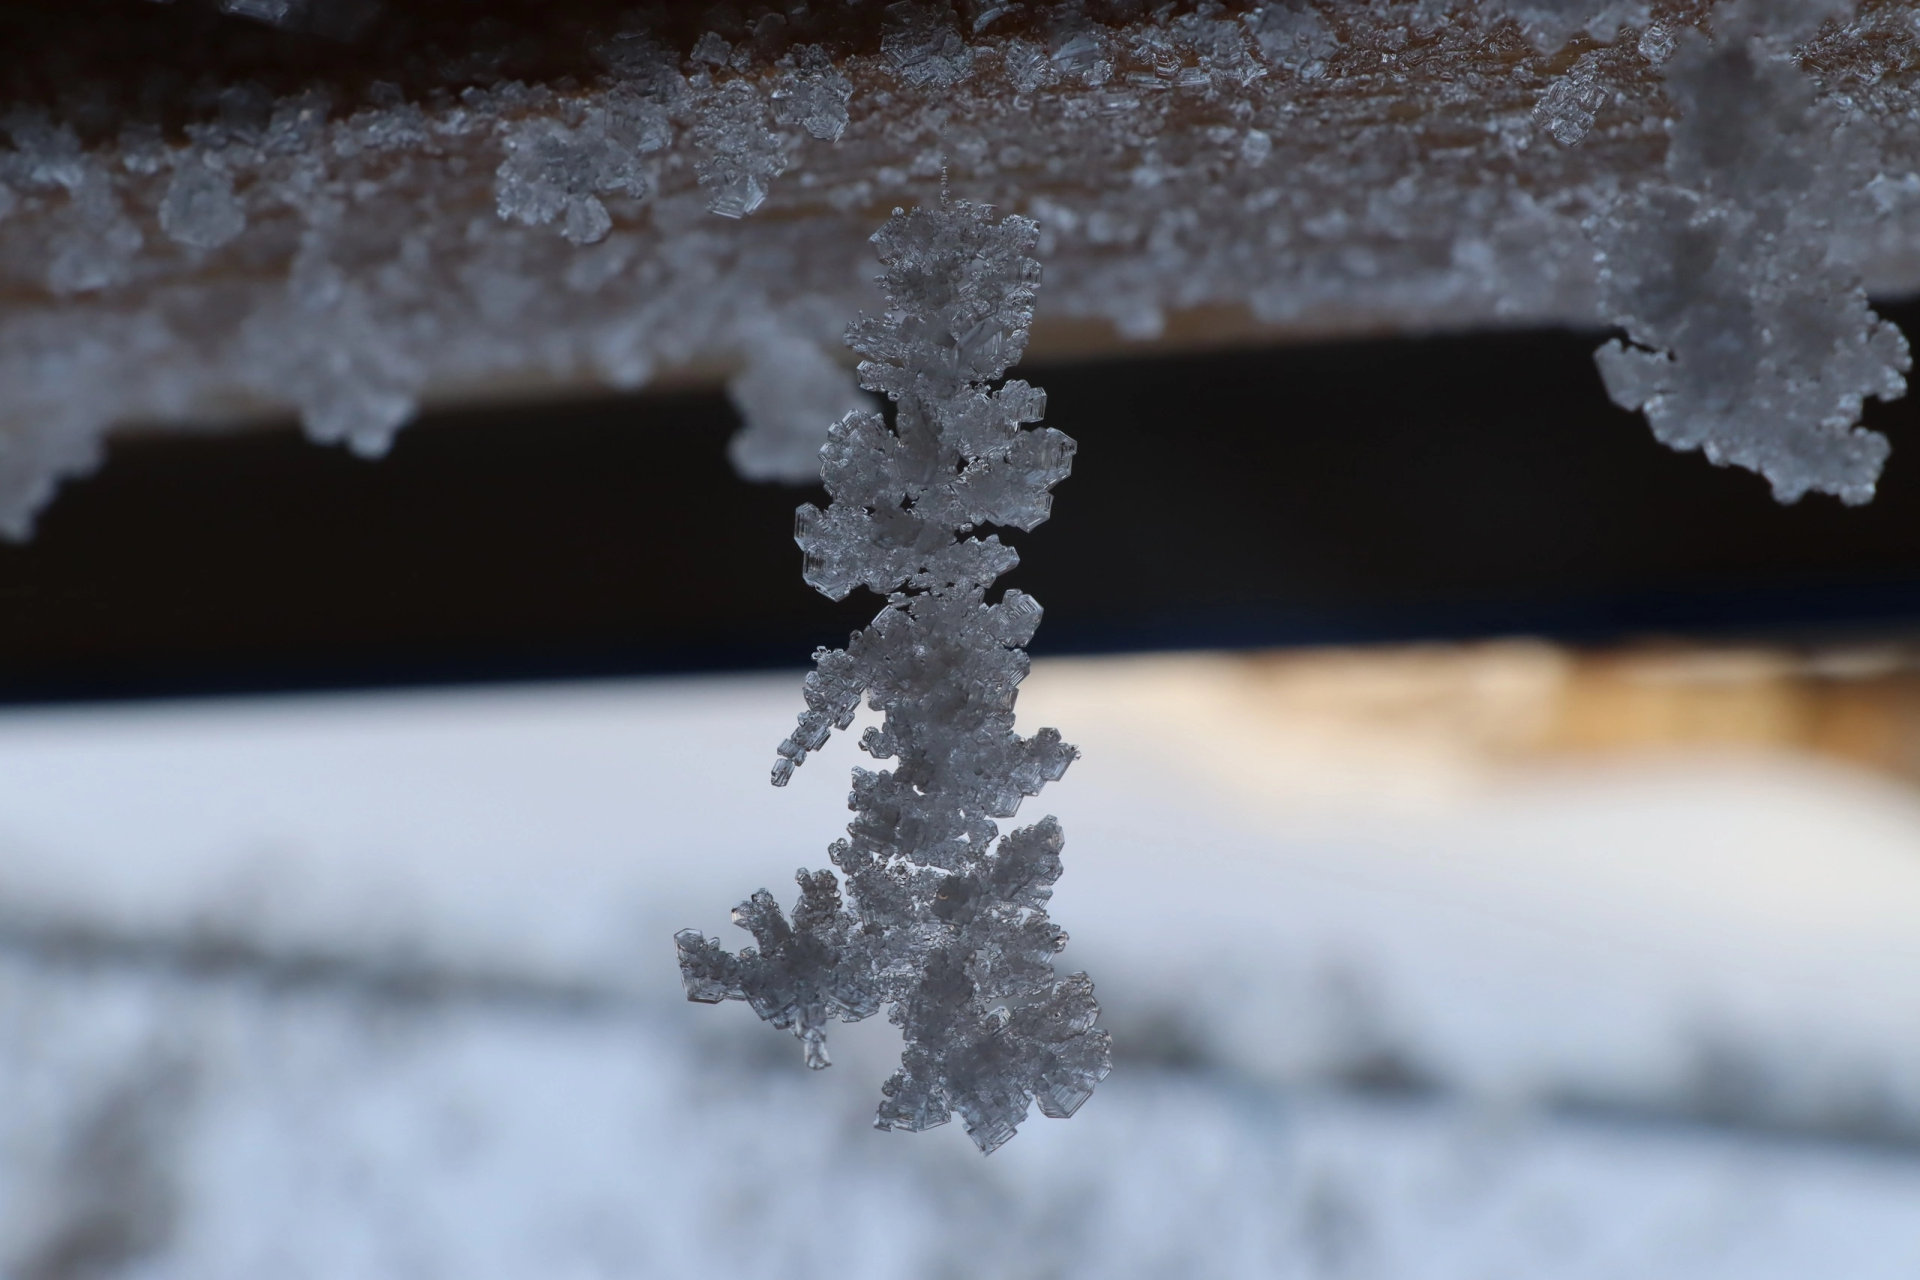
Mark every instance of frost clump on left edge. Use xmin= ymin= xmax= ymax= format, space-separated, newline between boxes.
xmin=1594 ymin=0 xmax=1909 ymax=504
xmin=678 ymin=201 xmax=1110 ymax=1155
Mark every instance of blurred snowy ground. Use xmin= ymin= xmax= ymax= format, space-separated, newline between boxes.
xmin=1 ymin=655 xmax=1919 ymax=1278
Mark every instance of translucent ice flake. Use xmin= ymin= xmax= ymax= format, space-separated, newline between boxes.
xmin=1487 ymin=0 xmax=1650 ymax=50
xmin=682 ymin=203 xmax=1109 ymax=1152
xmin=1638 ymin=22 xmax=1678 ymax=64
xmin=877 ymin=963 xmax=1109 ymax=1153
xmin=693 ymin=78 xmax=786 ymax=220
xmin=494 ymin=105 xmax=662 ymax=246
xmin=1535 ymin=51 xmax=1610 ymax=146
xmin=1244 ymin=2 xmax=1337 ymax=76
xmin=159 ymin=153 xmax=247 ymax=250
xmin=883 ymin=1 xmax=977 ymax=90
xmin=727 ymin=331 xmax=874 ymax=485
xmin=772 ymin=45 xmax=853 ymax=144
xmin=675 ymin=870 xmax=881 ymax=1070
xmin=1594 ymin=10 xmax=1911 ymax=504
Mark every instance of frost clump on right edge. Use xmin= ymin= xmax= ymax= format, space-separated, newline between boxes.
xmin=1594 ymin=0 xmax=1910 ymax=505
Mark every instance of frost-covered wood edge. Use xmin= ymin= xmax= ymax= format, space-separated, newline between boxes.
xmin=0 ymin=1 xmax=1917 ymax=529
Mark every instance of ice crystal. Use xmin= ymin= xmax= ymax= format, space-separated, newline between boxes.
xmin=772 ymin=45 xmax=854 ymax=144
xmin=678 ymin=201 xmax=1110 ymax=1154
xmin=494 ymin=115 xmax=650 ymax=247
xmin=159 ymin=154 xmax=247 ymax=251
xmin=1489 ymin=0 xmax=1650 ymax=50
xmin=726 ymin=331 xmax=874 ymax=485
xmin=1639 ymin=21 xmax=1678 ymax=63
xmin=883 ymin=1 xmax=978 ymax=90
xmin=1535 ymin=50 xmax=1611 ymax=146
xmin=1593 ymin=0 xmax=1911 ymax=504
xmin=692 ymin=77 xmax=786 ymax=220
xmin=495 ymin=42 xmax=675 ymax=246
xmin=1243 ymin=1 xmax=1338 ymax=75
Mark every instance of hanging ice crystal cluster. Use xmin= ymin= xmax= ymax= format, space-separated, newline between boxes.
xmin=1591 ymin=0 xmax=1911 ymax=504
xmin=676 ymin=200 xmax=1110 ymax=1154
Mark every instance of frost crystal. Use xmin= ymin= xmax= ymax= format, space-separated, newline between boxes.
xmin=883 ymin=1 xmax=977 ymax=90
xmin=1243 ymin=2 xmax=1337 ymax=75
xmin=773 ymin=45 xmax=854 ymax=144
xmin=1535 ymin=51 xmax=1610 ymax=147
xmin=727 ymin=332 xmax=874 ymax=485
xmin=678 ymin=202 xmax=1110 ymax=1154
xmin=1489 ymin=0 xmax=1649 ymax=51
xmin=1639 ymin=22 xmax=1678 ymax=64
xmin=494 ymin=42 xmax=675 ymax=246
xmin=495 ymin=115 xmax=647 ymax=247
xmin=1593 ymin=1 xmax=1910 ymax=504
xmin=693 ymin=78 xmax=786 ymax=220
xmin=159 ymin=154 xmax=247 ymax=251
xmin=2 ymin=111 xmax=144 ymax=297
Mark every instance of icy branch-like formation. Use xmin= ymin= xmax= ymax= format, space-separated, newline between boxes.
xmin=1590 ymin=0 xmax=1910 ymax=504
xmin=677 ymin=201 xmax=1109 ymax=1154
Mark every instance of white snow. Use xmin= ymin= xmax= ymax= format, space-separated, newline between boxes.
xmin=1 ymin=655 xmax=1919 ymax=1274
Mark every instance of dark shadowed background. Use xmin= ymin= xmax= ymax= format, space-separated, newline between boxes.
xmin=5 ymin=308 xmax=1920 ymax=702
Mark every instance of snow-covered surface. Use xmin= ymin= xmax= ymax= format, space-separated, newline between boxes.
xmin=2 ymin=655 xmax=1920 ymax=1275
